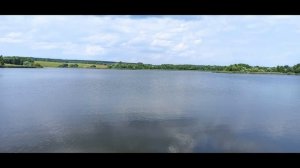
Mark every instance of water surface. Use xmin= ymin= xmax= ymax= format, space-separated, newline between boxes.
xmin=1 ymin=68 xmax=300 ymax=152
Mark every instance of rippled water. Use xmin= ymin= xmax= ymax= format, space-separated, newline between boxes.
xmin=1 ymin=68 xmax=300 ymax=152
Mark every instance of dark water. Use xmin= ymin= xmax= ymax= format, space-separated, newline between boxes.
xmin=1 ymin=68 xmax=300 ymax=152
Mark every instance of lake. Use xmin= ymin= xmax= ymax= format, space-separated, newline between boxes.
xmin=1 ymin=68 xmax=300 ymax=152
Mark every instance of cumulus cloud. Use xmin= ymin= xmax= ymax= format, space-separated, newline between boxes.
xmin=0 ymin=32 xmax=24 ymax=43
xmin=31 ymin=42 xmax=61 ymax=50
xmin=84 ymin=45 xmax=105 ymax=56
xmin=128 ymin=15 xmax=203 ymax=21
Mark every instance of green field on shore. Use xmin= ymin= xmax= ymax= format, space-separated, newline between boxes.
xmin=34 ymin=61 xmax=108 ymax=69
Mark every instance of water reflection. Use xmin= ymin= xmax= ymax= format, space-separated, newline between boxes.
xmin=0 ymin=114 xmax=263 ymax=152
xmin=1 ymin=69 xmax=300 ymax=152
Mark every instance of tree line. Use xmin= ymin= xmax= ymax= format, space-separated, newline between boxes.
xmin=57 ymin=63 xmax=97 ymax=68
xmin=1 ymin=56 xmax=42 ymax=68
xmin=58 ymin=63 xmax=79 ymax=68
xmin=1 ymin=56 xmax=300 ymax=74
xmin=108 ymin=62 xmax=300 ymax=74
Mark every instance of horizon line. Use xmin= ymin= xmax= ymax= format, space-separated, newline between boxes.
xmin=2 ymin=55 xmax=299 ymax=67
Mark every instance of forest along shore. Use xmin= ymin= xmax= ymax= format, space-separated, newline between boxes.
xmin=0 ymin=56 xmax=300 ymax=75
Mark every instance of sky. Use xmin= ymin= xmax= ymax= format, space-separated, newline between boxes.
xmin=0 ymin=15 xmax=300 ymax=66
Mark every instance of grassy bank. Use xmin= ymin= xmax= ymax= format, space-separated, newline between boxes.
xmin=35 ymin=61 xmax=108 ymax=69
xmin=1 ymin=64 xmax=37 ymax=68
xmin=1 ymin=56 xmax=109 ymax=69
xmin=0 ymin=61 xmax=108 ymax=69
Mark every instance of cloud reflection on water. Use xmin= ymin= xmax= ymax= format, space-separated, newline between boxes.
xmin=0 ymin=113 xmax=263 ymax=152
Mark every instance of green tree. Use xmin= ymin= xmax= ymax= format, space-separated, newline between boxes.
xmin=23 ymin=61 xmax=33 ymax=67
xmin=33 ymin=63 xmax=43 ymax=68
xmin=295 ymin=67 xmax=300 ymax=73
xmin=225 ymin=64 xmax=240 ymax=71
xmin=3 ymin=56 xmax=33 ymax=65
xmin=0 ymin=55 xmax=4 ymax=66
xmin=69 ymin=64 xmax=78 ymax=68
xmin=293 ymin=64 xmax=300 ymax=73
xmin=276 ymin=66 xmax=285 ymax=73
xmin=58 ymin=63 xmax=68 ymax=68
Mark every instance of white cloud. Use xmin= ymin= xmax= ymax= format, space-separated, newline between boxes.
xmin=0 ymin=32 xmax=24 ymax=43
xmin=32 ymin=42 xmax=61 ymax=50
xmin=151 ymin=39 xmax=173 ymax=48
xmin=82 ymin=33 xmax=119 ymax=45
xmin=173 ymin=42 xmax=188 ymax=52
xmin=31 ymin=15 xmax=67 ymax=26
xmin=193 ymin=39 xmax=202 ymax=44
xmin=84 ymin=45 xmax=105 ymax=56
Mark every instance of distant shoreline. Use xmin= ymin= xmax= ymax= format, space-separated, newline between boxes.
xmin=1 ymin=56 xmax=300 ymax=76
xmin=0 ymin=65 xmax=37 ymax=68
xmin=1 ymin=65 xmax=300 ymax=76
xmin=213 ymin=71 xmax=299 ymax=75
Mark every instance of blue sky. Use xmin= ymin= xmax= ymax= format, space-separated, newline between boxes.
xmin=0 ymin=15 xmax=300 ymax=66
